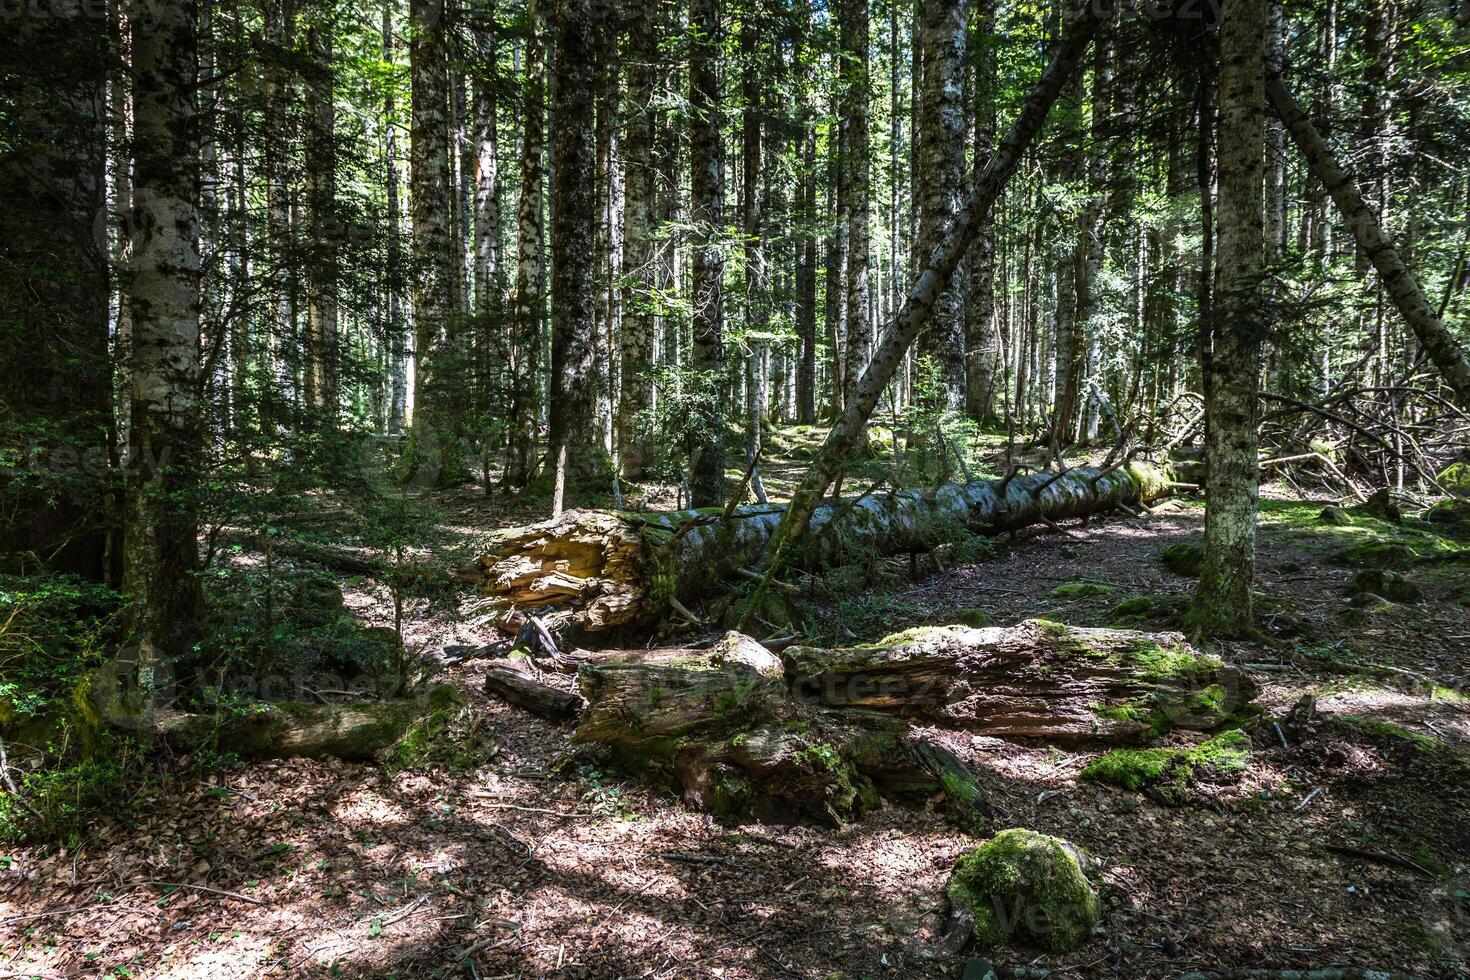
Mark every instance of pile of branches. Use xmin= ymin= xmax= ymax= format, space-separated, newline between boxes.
xmin=1153 ymin=383 xmax=1468 ymax=500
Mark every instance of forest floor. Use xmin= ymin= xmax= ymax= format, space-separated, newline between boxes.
xmin=3 ymin=426 xmax=1469 ymax=979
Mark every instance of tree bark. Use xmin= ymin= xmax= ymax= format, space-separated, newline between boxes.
xmin=838 ymin=0 xmax=873 ymax=410
xmin=124 ymin=0 xmax=204 ymax=665
xmin=754 ymin=7 xmax=1101 ymax=592
xmin=471 ymin=461 xmax=1168 ymax=633
xmin=508 ymin=0 xmax=547 ymax=488
xmin=409 ymin=0 xmax=463 ymax=483
xmin=483 ymin=664 xmax=584 ymax=720
xmin=1267 ymin=74 xmax=1470 ymax=407
xmin=548 ymin=0 xmax=611 ymax=493
xmin=689 ymin=0 xmax=726 ymax=506
xmin=1193 ymin=0 xmax=1266 ymax=637
xmin=384 ymin=0 xmax=409 ymax=434
xmin=965 ymin=0 xmax=998 ymax=425
xmin=304 ymin=11 xmax=338 ymax=418
xmin=617 ymin=0 xmax=659 ymax=479
xmin=916 ymin=0 xmax=970 ymax=410
xmin=472 ymin=1 xmax=503 ymax=320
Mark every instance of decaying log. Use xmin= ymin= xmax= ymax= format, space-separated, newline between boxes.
xmin=84 ymin=663 xmax=467 ymax=761
xmin=783 ymin=620 xmax=1255 ymax=740
xmin=570 ymin=621 xmax=1254 ymax=824
xmin=470 ymin=463 xmax=1171 ymax=633
xmin=573 ymin=633 xmax=990 ymax=828
xmin=483 ymin=664 xmax=584 ymax=721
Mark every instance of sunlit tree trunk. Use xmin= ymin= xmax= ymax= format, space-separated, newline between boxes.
xmin=966 ymin=0 xmax=998 ymax=424
xmin=618 ymin=0 xmax=658 ymax=478
xmin=472 ymin=0 xmax=503 ymax=320
xmin=916 ymin=0 xmax=969 ymax=410
xmin=1193 ymin=0 xmax=1266 ymax=637
xmin=838 ymin=0 xmax=872 ymax=410
xmin=124 ymin=0 xmax=204 ymax=664
xmin=384 ymin=0 xmax=408 ymax=434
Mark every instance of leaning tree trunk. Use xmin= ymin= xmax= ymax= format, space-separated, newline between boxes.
xmin=569 ymin=623 xmax=1252 ymax=825
xmin=1267 ymin=73 xmax=1470 ymax=407
xmin=469 ymin=462 xmax=1169 ymax=633
xmin=753 ymin=6 xmax=1102 ymax=605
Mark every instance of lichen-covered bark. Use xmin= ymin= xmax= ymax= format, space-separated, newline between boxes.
xmin=916 ymin=0 xmax=969 ymax=408
xmin=838 ymin=0 xmax=872 ymax=407
xmin=124 ymin=0 xmax=204 ymax=665
xmin=1194 ymin=0 xmax=1267 ymax=636
xmin=472 ymin=462 xmax=1170 ymax=632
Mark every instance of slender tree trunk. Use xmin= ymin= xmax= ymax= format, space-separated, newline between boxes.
xmin=750 ymin=8 xmax=1101 ymax=598
xmin=966 ymin=0 xmax=998 ymax=424
xmin=915 ymin=0 xmax=969 ymax=410
xmin=384 ymin=0 xmax=408 ymax=434
xmin=1193 ymin=0 xmax=1266 ymax=637
xmin=1268 ymin=76 xmax=1470 ymax=406
xmin=261 ymin=0 xmax=294 ymax=429
xmin=124 ymin=0 xmax=204 ymax=665
xmin=688 ymin=0 xmax=726 ymax=506
xmin=795 ymin=18 xmax=818 ymax=425
xmin=508 ymin=1 xmax=546 ymax=487
xmin=838 ymin=0 xmax=872 ymax=410
xmin=304 ymin=10 xmax=338 ymax=418
xmin=409 ymin=0 xmax=463 ymax=483
xmin=741 ymin=10 xmax=766 ymax=469
xmin=473 ymin=1 xmax=502 ymax=320
xmin=547 ymin=0 xmax=610 ymax=497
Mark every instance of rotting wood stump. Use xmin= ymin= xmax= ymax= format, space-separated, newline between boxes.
xmin=468 ymin=463 xmax=1171 ymax=634
xmin=569 ymin=620 xmax=1252 ymax=826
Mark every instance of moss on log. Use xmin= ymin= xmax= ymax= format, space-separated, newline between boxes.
xmin=782 ymin=620 xmax=1255 ymax=741
xmin=573 ymin=633 xmax=989 ymax=828
xmin=471 ymin=463 xmax=1171 ymax=633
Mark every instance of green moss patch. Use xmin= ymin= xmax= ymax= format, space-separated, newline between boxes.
xmin=1348 ymin=568 xmax=1422 ymax=603
xmin=1048 ymin=582 xmax=1117 ymax=601
xmin=1159 ymin=542 xmax=1204 ymax=577
xmin=946 ymin=829 xmax=1099 ymax=953
xmin=1083 ymin=729 xmax=1251 ymax=804
xmin=1330 ymin=540 xmax=1415 ymax=569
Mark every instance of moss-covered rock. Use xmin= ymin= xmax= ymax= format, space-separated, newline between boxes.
xmin=1159 ymin=542 xmax=1204 ymax=577
xmin=1330 ymin=540 xmax=1415 ymax=569
xmin=1083 ymin=729 xmax=1251 ymax=805
xmin=952 ymin=607 xmax=994 ymax=627
xmin=1047 ymin=582 xmax=1116 ymax=601
xmin=1317 ymin=505 xmax=1352 ymax=526
xmin=946 ymin=829 xmax=1099 ymax=953
xmin=1349 ymin=568 xmax=1421 ymax=603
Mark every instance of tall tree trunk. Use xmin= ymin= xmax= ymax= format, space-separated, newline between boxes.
xmin=838 ymin=0 xmax=872 ymax=410
xmin=508 ymin=0 xmax=547 ymax=487
xmin=1193 ymin=0 xmax=1266 ymax=637
xmin=409 ymin=0 xmax=463 ymax=483
xmin=548 ymin=0 xmax=610 ymax=498
xmin=261 ymin=0 xmax=294 ymax=430
xmin=0 ymin=0 xmax=112 ymax=579
xmin=1069 ymin=19 xmax=1110 ymax=443
xmin=740 ymin=10 xmax=766 ymax=470
xmin=966 ymin=0 xmax=998 ymax=424
xmin=1268 ymin=76 xmax=1470 ymax=406
xmin=749 ymin=7 xmax=1101 ymax=603
xmin=384 ymin=0 xmax=408 ymax=434
xmin=124 ymin=0 xmax=204 ymax=666
xmin=473 ymin=1 xmax=503 ymax=320
xmin=688 ymin=0 xmax=726 ymax=506
xmin=618 ymin=0 xmax=659 ymax=479
xmin=794 ymin=16 xmax=818 ymax=426
xmin=304 ymin=10 xmax=338 ymax=418
xmin=1051 ymin=3 xmax=1084 ymax=441
xmin=915 ymin=0 xmax=969 ymax=410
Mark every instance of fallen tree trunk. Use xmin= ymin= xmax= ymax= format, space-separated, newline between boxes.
xmin=471 ymin=462 xmax=1170 ymax=633
xmin=571 ymin=623 xmax=1255 ymax=825
xmin=783 ymin=619 xmax=1256 ymax=740
xmin=573 ymin=633 xmax=990 ymax=828
xmin=84 ymin=665 xmax=468 ymax=761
